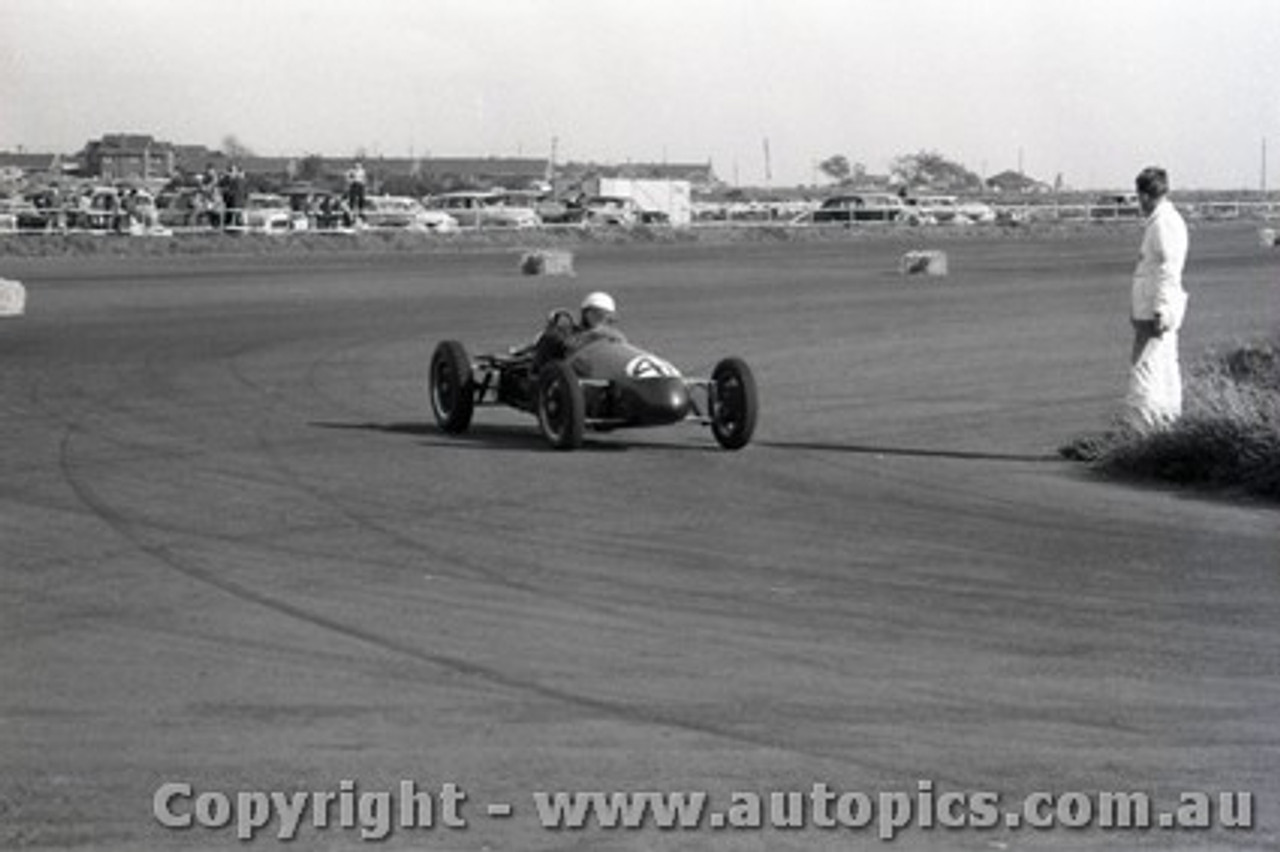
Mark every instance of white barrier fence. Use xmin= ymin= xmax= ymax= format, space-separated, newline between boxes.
xmin=694 ymin=200 xmax=1280 ymax=226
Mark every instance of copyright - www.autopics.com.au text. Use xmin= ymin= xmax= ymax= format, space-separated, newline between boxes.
xmin=152 ymin=779 xmax=1255 ymax=842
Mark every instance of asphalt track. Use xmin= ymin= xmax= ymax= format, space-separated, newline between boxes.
xmin=1 ymin=225 xmax=1277 ymax=851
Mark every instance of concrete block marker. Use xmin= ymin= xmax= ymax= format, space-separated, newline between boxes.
xmin=900 ymin=250 xmax=948 ymax=276
xmin=0 ymin=278 xmax=25 ymax=317
xmin=1260 ymin=228 xmax=1277 ymax=248
xmin=520 ymin=249 xmax=576 ymax=277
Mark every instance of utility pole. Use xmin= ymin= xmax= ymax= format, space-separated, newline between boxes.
xmin=763 ymin=137 xmax=772 ymax=187
xmin=1262 ymin=136 xmax=1268 ymax=196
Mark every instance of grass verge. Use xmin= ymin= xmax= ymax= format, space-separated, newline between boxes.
xmin=1062 ymin=339 xmax=1280 ymax=498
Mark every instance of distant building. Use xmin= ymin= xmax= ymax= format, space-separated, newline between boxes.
xmin=29 ymin=131 xmax=715 ymax=195
xmin=0 ymin=151 xmax=68 ymax=185
xmin=410 ymin=156 xmax=550 ymax=188
xmin=580 ymin=161 xmax=719 ymax=192
xmin=81 ymin=133 xmax=177 ymax=181
xmin=556 ymin=161 xmax=721 ymax=196
xmin=244 ymin=154 xmax=552 ymax=191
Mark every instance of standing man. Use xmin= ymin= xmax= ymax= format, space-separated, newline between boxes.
xmin=346 ymin=160 xmax=367 ymax=223
xmin=1127 ymin=166 xmax=1189 ymax=430
xmin=230 ymin=164 xmax=248 ymax=230
xmin=201 ymin=163 xmax=222 ymax=229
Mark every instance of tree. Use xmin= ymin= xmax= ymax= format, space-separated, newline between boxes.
xmin=889 ymin=150 xmax=982 ymax=191
xmin=221 ymin=135 xmax=254 ymax=160
xmin=818 ymin=155 xmax=851 ymax=184
xmin=297 ymin=154 xmax=326 ymax=182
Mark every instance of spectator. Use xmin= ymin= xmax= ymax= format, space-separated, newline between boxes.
xmin=47 ymin=182 xmax=66 ymax=232
xmin=121 ymin=189 xmax=138 ymax=233
xmin=346 ymin=160 xmax=367 ymax=222
xmin=199 ymin=165 xmax=219 ymax=228
xmin=221 ymin=164 xmax=247 ymax=230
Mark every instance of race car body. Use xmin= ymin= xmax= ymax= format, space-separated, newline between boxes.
xmin=428 ymin=315 xmax=757 ymax=450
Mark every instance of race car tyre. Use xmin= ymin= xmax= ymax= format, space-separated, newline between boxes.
xmin=537 ymin=361 xmax=585 ymax=450
xmin=709 ymin=357 xmax=758 ymax=450
xmin=429 ymin=340 xmax=475 ymax=434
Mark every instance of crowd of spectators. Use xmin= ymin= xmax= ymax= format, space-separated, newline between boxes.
xmin=0 ymin=157 xmax=377 ymax=234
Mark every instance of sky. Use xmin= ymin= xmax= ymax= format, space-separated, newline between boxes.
xmin=2 ymin=0 xmax=1279 ymax=190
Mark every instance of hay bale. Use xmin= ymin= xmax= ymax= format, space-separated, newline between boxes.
xmin=0 ymin=278 xmax=25 ymax=317
xmin=900 ymin=250 xmax=948 ymax=276
xmin=520 ymin=249 xmax=576 ymax=276
xmin=1259 ymin=228 xmax=1277 ymax=248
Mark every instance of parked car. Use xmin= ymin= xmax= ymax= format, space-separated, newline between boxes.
xmin=566 ymin=195 xmax=669 ymax=227
xmin=71 ymin=186 xmax=126 ymax=231
xmin=242 ymin=193 xmax=297 ymax=233
xmin=1200 ymin=201 xmax=1241 ymax=221
xmin=5 ymin=194 xmax=55 ymax=231
xmin=1090 ymin=193 xmax=1141 ymax=220
xmin=65 ymin=186 xmax=163 ymax=233
xmin=995 ymin=205 xmax=1031 ymax=226
xmin=903 ymin=196 xmax=952 ymax=224
xmin=362 ymin=195 xmax=458 ymax=232
xmin=957 ymin=199 xmax=997 ymax=224
xmin=155 ymin=187 xmax=208 ymax=228
xmin=122 ymin=188 xmax=161 ymax=232
xmin=0 ymin=196 xmax=19 ymax=232
xmin=579 ymin=195 xmax=641 ymax=227
xmin=424 ymin=191 xmax=539 ymax=229
xmin=68 ymin=186 xmax=117 ymax=230
xmin=280 ymin=185 xmax=349 ymax=231
xmin=807 ymin=193 xmax=907 ymax=224
xmin=496 ymin=190 xmax=578 ymax=225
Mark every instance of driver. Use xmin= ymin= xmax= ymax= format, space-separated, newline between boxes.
xmin=571 ymin=291 xmax=626 ymax=347
xmin=531 ymin=291 xmax=626 ymax=367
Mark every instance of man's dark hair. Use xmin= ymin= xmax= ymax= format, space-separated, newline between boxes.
xmin=1135 ymin=166 xmax=1169 ymax=198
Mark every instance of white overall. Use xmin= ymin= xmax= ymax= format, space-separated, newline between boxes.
xmin=1126 ymin=200 xmax=1189 ymax=430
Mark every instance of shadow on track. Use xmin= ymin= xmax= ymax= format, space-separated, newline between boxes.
xmin=309 ymin=420 xmax=662 ymax=453
xmin=310 ymin=423 xmax=1056 ymax=461
xmin=311 ymin=421 xmax=437 ymax=436
xmin=760 ymin=440 xmax=1061 ymax=464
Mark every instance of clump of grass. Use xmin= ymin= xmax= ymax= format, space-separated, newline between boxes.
xmin=1061 ymin=339 xmax=1280 ymax=498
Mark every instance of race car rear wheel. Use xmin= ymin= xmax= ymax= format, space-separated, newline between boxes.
xmin=429 ymin=340 xmax=474 ymax=434
xmin=709 ymin=357 xmax=758 ymax=450
xmin=537 ymin=361 xmax=584 ymax=450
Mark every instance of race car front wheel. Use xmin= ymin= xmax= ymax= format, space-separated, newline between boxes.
xmin=537 ymin=361 xmax=584 ymax=450
xmin=429 ymin=340 xmax=475 ymax=434
xmin=710 ymin=357 xmax=758 ymax=450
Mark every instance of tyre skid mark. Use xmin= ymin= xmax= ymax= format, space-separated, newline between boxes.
xmin=55 ymin=421 xmax=897 ymax=771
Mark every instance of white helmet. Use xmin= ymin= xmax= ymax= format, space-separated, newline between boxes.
xmin=581 ymin=291 xmax=616 ymax=315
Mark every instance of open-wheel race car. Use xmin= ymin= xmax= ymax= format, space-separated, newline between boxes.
xmin=428 ymin=310 xmax=758 ymax=451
